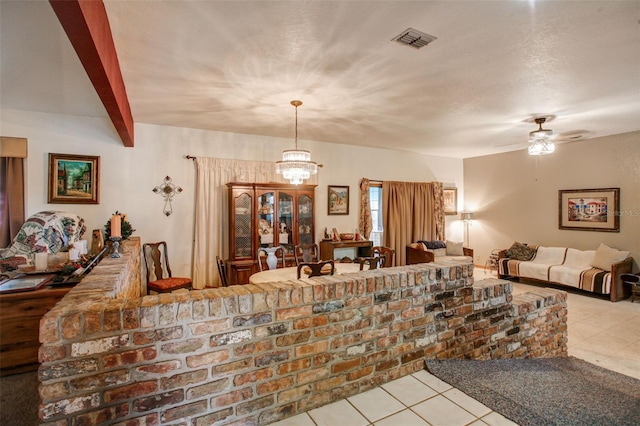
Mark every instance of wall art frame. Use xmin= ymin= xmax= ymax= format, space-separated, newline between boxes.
xmin=328 ymin=185 xmax=349 ymax=215
xmin=443 ymin=187 xmax=458 ymax=215
xmin=48 ymin=153 xmax=100 ymax=204
xmin=558 ymin=188 xmax=620 ymax=232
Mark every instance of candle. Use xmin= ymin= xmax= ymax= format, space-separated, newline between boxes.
xmin=75 ymin=240 xmax=88 ymax=255
xmin=69 ymin=248 xmax=80 ymax=261
xmin=35 ymin=252 xmax=48 ymax=271
xmin=110 ymin=214 xmax=121 ymax=238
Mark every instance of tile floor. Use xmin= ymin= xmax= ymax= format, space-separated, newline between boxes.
xmin=271 ymin=279 xmax=640 ymax=426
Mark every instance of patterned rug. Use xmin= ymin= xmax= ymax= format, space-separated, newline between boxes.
xmin=425 ymin=357 xmax=640 ymax=426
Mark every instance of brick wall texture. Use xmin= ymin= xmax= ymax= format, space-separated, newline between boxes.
xmin=38 ymin=244 xmax=567 ymax=425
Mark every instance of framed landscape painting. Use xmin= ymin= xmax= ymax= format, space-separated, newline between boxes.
xmin=443 ymin=187 xmax=457 ymax=215
xmin=328 ymin=185 xmax=349 ymax=215
xmin=48 ymin=153 xmax=100 ymax=204
xmin=558 ymin=188 xmax=619 ymax=232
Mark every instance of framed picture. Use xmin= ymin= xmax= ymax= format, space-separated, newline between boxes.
xmin=443 ymin=187 xmax=458 ymax=215
xmin=48 ymin=153 xmax=100 ymax=204
xmin=0 ymin=274 xmax=55 ymax=294
xmin=558 ymin=188 xmax=620 ymax=232
xmin=328 ymin=185 xmax=349 ymax=215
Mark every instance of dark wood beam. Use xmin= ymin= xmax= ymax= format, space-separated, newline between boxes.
xmin=50 ymin=0 xmax=134 ymax=147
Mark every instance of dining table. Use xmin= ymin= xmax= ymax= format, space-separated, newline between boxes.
xmin=248 ymin=262 xmax=363 ymax=284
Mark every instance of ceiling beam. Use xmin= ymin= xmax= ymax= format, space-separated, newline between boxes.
xmin=49 ymin=0 xmax=134 ymax=147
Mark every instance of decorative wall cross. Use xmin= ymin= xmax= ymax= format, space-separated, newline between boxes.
xmin=152 ymin=176 xmax=183 ymax=216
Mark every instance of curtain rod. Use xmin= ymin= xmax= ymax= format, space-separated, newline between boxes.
xmin=185 ymin=155 xmax=329 ymax=170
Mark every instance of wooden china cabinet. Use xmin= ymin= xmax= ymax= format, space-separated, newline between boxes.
xmin=226 ymin=182 xmax=316 ymax=284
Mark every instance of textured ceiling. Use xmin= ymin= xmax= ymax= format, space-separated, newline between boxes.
xmin=2 ymin=1 xmax=639 ymax=158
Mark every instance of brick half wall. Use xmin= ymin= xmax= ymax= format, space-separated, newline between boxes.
xmin=38 ymin=245 xmax=567 ymax=425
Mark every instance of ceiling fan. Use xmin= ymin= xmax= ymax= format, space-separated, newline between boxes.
xmin=494 ymin=115 xmax=591 ymax=152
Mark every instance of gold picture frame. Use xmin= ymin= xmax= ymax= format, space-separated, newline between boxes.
xmin=328 ymin=185 xmax=349 ymax=215
xmin=443 ymin=187 xmax=457 ymax=215
xmin=48 ymin=153 xmax=100 ymax=204
xmin=558 ymin=188 xmax=620 ymax=232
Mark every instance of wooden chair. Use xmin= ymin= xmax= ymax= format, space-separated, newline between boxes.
xmin=297 ymin=260 xmax=335 ymax=279
xmin=372 ymin=246 xmax=395 ymax=267
xmin=294 ymin=243 xmax=319 ymax=265
xmin=358 ymin=254 xmax=386 ymax=271
xmin=257 ymin=246 xmax=286 ymax=271
xmin=143 ymin=241 xmax=192 ymax=294
xmin=216 ymin=255 xmax=229 ymax=287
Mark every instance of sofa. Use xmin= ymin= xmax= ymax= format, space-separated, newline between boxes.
xmin=406 ymin=240 xmax=473 ymax=265
xmin=498 ymin=242 xmax=633 ymax=302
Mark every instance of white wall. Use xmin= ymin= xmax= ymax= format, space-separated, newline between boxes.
xmin=464 ymin=131 xmax=640 ymax=271
xmin=2 ymin=108 xmax=464 ymax=275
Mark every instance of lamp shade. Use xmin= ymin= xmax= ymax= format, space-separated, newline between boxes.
xmin=461 ymin=212 xmax=473 ymax=221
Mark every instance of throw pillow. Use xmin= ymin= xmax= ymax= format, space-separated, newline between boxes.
xmin=419 ymin=240 xmax=446 ymax=250
xmin=432 ymin=248 xmax=447 ymax=257
xmin=445 ymin=240 xmax=464 ymax=256
xmin=590 ymin=243 xmax=630 ymax=271
xmin=506 ymin=242 xmax=537 ymax=261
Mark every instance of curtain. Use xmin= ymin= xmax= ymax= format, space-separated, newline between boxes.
xmin=0 ymin=157 xmax=25 ymax=248
xmin=382 ymin=181 xmax=444 ymax=266
xmin=192 ymin=157 xmax=277 ymax=289
xmin=358 ymin=178 xmax=372 ymax=240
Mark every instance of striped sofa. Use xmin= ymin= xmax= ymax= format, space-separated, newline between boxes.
xmin=498 ymin=244 xmax=633 ymax=302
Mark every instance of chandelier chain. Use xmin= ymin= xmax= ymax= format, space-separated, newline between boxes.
xmin=294 ymin=103 xmax=298 ymax=150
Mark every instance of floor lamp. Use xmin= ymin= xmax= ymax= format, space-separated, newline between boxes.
xmin=462 ymin=212 xmax=473 ymax=247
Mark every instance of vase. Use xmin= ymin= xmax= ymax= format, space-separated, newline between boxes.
xmin=264 ymin=247 xmax=280 ymax=270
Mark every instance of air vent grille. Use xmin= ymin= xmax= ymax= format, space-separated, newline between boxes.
xmin=392 ymin=28 xmax=437 ymax=49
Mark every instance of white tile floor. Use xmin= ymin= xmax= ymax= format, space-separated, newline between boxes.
xmin=271 ymin=280 xmax=640 ymax=426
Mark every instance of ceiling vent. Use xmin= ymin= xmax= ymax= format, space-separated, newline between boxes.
xmin=392 ymin=28 xmax=437 ymax=49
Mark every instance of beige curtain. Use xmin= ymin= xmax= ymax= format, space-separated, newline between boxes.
xmin=0 ymin=137 xmax=27 ymax=248
xmin=382 ymin=181 xmax=444 ymax=266
xmin=358 ymin=178 xmax=373 ymax=240
xmin=192 ymin=157 xmax=278 ymax=288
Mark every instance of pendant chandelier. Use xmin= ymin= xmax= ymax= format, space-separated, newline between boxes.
xmin=528 ymin=117 xmax=555 ymax=156
xmin=276 ymin=100 xmax=317 ymax=184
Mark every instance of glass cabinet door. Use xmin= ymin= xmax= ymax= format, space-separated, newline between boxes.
xmin=298 ymin=193 xmax=314 ymax=245
xmin=257 ymin=191 xmax=275 ymax=248
xmin=278 ymin=191 xmax=294 ymax=254
xmin=233 ymin=191 xmax=253 ymax=258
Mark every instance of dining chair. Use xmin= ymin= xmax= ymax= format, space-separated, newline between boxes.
xmin=294 ymin=243 xmax=319 ymax=265
xmin=257 ymin=246 xmax=286 ymax=271
xmin=216 ymin=255 xmax=229 ymax=287
xmin=297 ymin=260 xmax=335 ymax=279
xmin=143 ymin=241 xmax=192 ymax=294
xmin=372 ymin=246 xmax=395 ymax=267
xmin=358 ymin=254 xmax=386 ymax=271
xmin=621 ymin=273 xmax=640 ymax=303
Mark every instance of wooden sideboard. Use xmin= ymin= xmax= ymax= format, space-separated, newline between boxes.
xmin=319 ymin=240 xmax=373 ymax=262
xmin=0 ymin=284 xmax=74 ymax=375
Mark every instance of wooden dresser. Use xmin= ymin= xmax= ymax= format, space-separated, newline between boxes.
xmin=0 ymin=285 xmax=73 ymax=375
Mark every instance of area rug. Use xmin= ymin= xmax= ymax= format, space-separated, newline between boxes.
xmin=425 ymin=357 xmax=640 ymax=426
xmin=0 ymin=370 xmax=40 ymax=426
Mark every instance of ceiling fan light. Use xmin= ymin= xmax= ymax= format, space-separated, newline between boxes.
xmin=527 ymin=116 xmax=555 ymax=156
xmin=528 ymin=140 xmax=555 ymax=155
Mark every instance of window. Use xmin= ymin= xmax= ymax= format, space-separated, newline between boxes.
xmin=369 ymin=184 xmax=383 ymax=246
